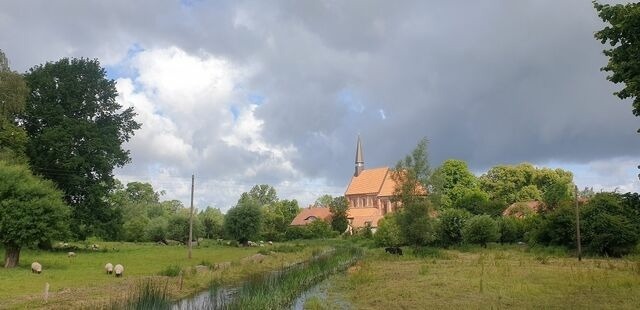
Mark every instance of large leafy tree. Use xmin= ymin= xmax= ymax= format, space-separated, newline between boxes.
xmin=479 ymin=163 xmax=573 ymax=207
xmin=0 ymin=50 xmax=28 ymax=163
xmin=0 ymin=161 xmax=69 ymax=268
xmin=262 ymin=199 xmax=299 ymax=241
xmin=21 ymin=58 xmax=140 ymax=239
xmin=392 ymin=138 xmax=436 ymax=249
xmin=238 ymin=184 xmax=278 ymax=207
xmin=329 ymin=196 xmax=349 ymax=234
xmin=224 ymin=199 xmax=263 ymax=244
xmin=594 ymin=1 xmax=640 ymax=120
xmin=594 ymin=1 xmax=640 ymax=179
xmin=199 ymin=207 xmax=225 ymax=239
xmin=430 ymin=159 xmax=480 ymax=209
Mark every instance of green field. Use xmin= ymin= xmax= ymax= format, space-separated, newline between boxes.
xmin=328 ymin=245 xmax=640 ymax=309
xmin=3 ymin=242 xmax=640 ymax=309
xmin=0 ymin=241 xmax=321 ymax=309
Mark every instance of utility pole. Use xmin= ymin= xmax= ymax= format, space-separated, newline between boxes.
xmin=188 ymin=174 xmax=194 ymax=259
xmin=575 ymin=185 xmax=582 ymax=261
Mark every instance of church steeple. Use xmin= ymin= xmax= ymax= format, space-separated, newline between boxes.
xmin=354 ymin=135 xmax=364 ymax=177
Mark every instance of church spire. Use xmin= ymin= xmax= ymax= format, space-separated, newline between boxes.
xmin=355 ymin=135 xmax=364 ymax=177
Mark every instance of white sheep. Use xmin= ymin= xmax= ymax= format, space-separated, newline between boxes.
xmin=105 ymin=263 xmax=114 ymax=274
xmin=67 ymin=252 xmax=76 ymax=258
xmin=114 ymin=264 xmax=124 ymax=277
xmin=31 ymin=262 xmax=42 ymax=274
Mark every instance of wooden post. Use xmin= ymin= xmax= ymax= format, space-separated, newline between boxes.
xmin=189 ymin=174 xmax=194 ymax=259
xmin=44 ymin=282 xmax=49 ymax=303
xmin=575 ymin=185 xmax=582 ymax=261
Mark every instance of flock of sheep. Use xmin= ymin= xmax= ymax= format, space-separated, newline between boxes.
xmin=30 ymin=252 xmax=124 ymax=277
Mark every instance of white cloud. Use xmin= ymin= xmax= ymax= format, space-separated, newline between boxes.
xmin=113 ymin=46 xmax=328 ymax=210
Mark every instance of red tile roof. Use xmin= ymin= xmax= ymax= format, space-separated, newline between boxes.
xmin=290 ymin=207 xmax=332 ymax=226
xmin=503 ymin=201 xmax=543 ymax=218
xmin=345 ymin=167 xmax=396 ymax=196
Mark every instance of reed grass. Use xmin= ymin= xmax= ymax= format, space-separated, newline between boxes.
xmin=209 ymin=245 xmax=363 ymax=309
xmin=108 ymin=279 xmax=171 ymax=310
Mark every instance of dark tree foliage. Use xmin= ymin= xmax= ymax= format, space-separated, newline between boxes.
xmin=0 ymin=51 xmax=29 ymax=163
xmin=462 ymin=215 xmax=500 ymax=248
xmin=437 ymin=208 xmax=471 ymax=247
xmin=329 ymin=196 xmax=349 ymax=234
xmin=582 ymin=193 xmax=639 ymax=257
xmin=497 ymin=217 xmax=525 ymax=244
xmin=595 ymin=1 xmax=640 ymax=120
xmin=224 ymin=199 xmax=263 ymax=244
xmin=22 ymin=58 xmax=140 ymax=239
xmin=532 ymin=203 xmax=576 ymax=247
xmin=0 ymin=162 xmax=69 ymax=268
xmin=594 ymin=1 xmax=640 ymax=179
xmin=393 ymin=138 xmax=436 ymax=249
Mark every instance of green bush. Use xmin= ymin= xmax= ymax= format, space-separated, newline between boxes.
xmin=307 ymin=220 xmax=335 ymax=239
xmin=497 ymin=217 xmax=524 ymax=244
xmin=123 ymin=216 xmax=150 ymax=242
xmin=531 ymin=204 xmax=575 ymax=247
xmin=582 ymin=193 xmax=639 ymax=257
xmin=159 ymin=264 xmax=182 ymax=277
xmin=437 ymin=208 xmax=471 ymax=247
xmin=374 ymin=214 xmax=404 ymax=247
xmin=145 ymin=217 xmax=168 ymax=242
xmin=462 ymin=215 xmax=500 ymax=247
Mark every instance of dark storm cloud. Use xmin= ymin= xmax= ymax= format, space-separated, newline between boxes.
xmin=1 ymin=0 xmax=637 ymax=206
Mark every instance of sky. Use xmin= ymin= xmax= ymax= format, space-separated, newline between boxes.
xmin=1 ymin=0 xmax=638 ymax=211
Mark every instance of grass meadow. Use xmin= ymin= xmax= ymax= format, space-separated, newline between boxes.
xmin=0 ymin=241 xmax=324 ymax=309
xmin=328 ymin=244 xmax=640 ymax=309
xmin=3 ymin=241 xmax=640 ymax=309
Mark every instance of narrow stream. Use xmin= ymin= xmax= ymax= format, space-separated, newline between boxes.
xmin=172 ymin=248 xmax=358 ymax=309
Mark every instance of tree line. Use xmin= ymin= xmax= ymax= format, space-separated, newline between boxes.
xmin=1 ymin=52 xmax=139 ymax=267
xmin=372 ymin=140 xmax=640 ymax=258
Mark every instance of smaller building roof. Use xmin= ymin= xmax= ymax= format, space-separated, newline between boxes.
xmin=503 ymin=201 xmax=543 ymax=218
xmin=290 ymin=207 xmax=332 ymax=226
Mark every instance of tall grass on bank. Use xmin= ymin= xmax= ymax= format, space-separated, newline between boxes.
xmin=210 ymin=245 xmax=363 ymax=309
xmin=109 ymin=279 xmax=171 ymax=310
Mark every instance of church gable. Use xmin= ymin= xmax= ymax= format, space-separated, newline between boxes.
xmin=345 ymin=167 xmax=391 ymax=196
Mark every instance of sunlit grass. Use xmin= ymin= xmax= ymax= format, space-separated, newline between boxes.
xmin=331 ymin=244 xmax=640 ymax=309
xmin=0 ymin=241 xmax=326 ymax=309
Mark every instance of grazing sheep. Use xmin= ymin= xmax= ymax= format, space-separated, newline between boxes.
xmin=114 ymin=264 xmax=124 ymax=277
xmin=105 ymin=263 xmax=114 ymax=274
xmin=67 ymin=252 xmax=76 ymax=258
xmin=31 ymin=262 xmax=42 ymax=274
xmin=268 ymin=241 xmax=273 ymax=245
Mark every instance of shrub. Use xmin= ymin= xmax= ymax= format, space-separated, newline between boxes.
xmin=145 ymin=217 xmax=168 ymax=242
xmin=159 ymin=264 xmax=182 ymax=277
xmin=462 ymin=215 xmax=500 ymax=247
xmin=307 ymin=220 xmax=335 ymax=239
xmin=437 ymin=208 xmax=471 ymax=247
xmin=531 ymin=204 xmax=575 ymax=247
xmin=374 ymin=214 xmax=404 ymax=247
xmin=224 ymin=200 xmax=263 ymax=244
xmin=123 ymin=216 xmax=150 ymax=242
xmin=284 ymin=226 xmax=310 ymax=240
xmin=582 ymin=193 xmax=639 ymax=257
xmin=497 ymin=217 xmax=524 ymax=244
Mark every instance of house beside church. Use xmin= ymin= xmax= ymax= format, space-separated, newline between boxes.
xmin=290 ymin=207 xmax=332 ymax=226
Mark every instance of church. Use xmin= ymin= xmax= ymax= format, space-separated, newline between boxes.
xmin=290 ymin=136 xmax=403 ymax=234
xmin=343 ymin=136 xmax=401 ymax=233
